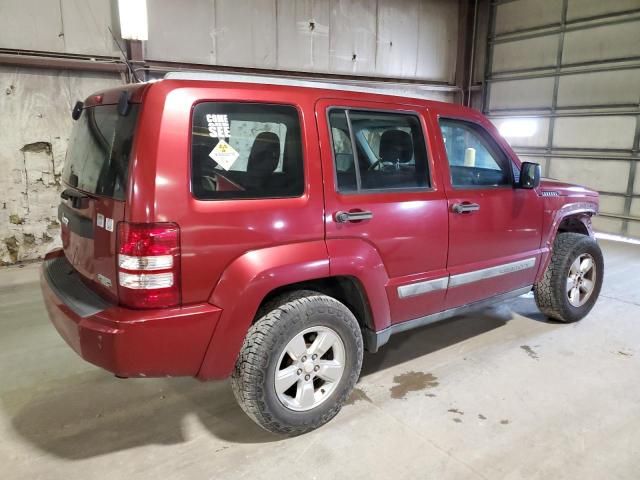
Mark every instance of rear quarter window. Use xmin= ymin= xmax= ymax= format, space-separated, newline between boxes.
xmin=191 ymin=103 xmax=304 ymax=200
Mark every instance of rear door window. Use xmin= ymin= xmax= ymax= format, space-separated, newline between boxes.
xmin=62 ymin=104 xmax=139 ymax=200
xmin=191 ymin=102 xmax=304 ymax=200
xmin=328 ymin=109 xmax=430 ymax=193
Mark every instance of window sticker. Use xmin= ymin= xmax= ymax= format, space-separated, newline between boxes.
xmin=105 ymin=217 xmax=114 ymax=232
xmin=206 ymin=114 xmax=231 ymax=138
xmin=209 ymin=139 xmax=240 ymax=171
xmin=96 ymin=213 xmax=105 ymax=228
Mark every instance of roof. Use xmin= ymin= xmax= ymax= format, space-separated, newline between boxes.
xmin=163 ymin=71 xmax=457 ymax=104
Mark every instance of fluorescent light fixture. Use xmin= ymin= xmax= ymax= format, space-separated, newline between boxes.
xmin=118 ymin=0 xmax=148 ymax=41
xmin=498 ymin=119 xmax=538 ymax=138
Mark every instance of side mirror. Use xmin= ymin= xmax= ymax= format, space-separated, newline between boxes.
xmin=519 ymin=162 xmax=541 ymax=189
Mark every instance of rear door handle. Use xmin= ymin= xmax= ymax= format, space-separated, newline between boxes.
xmin=452 ymin=202 xmax=480 ymax=214
xmin=335 ymin=210 xmax=373 ymax=223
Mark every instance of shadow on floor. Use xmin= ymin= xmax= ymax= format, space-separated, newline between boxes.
xmin=6 ymin=298 xmax=545 ymax=460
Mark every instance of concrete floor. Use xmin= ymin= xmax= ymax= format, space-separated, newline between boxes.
xmin=1 ymin=239 xmax=639 ymax=479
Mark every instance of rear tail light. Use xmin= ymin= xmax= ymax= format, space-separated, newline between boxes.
xmin=117 ymin=222 xmax=181 ymax=309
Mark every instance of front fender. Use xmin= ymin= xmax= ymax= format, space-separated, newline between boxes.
xmin=536 ymin=200 xmax=598 ymax=281
xmin=197 ymin=240 xmax=329 ymax=380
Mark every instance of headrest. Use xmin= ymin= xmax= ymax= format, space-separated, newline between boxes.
xmin=379 ymin=129 xmax=413 ymax=163
xmin=247 ymin=132 xmax=280 ymax=175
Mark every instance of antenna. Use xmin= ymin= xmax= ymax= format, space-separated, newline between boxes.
xmin=108 ymin=26 xmax=142 ymax=83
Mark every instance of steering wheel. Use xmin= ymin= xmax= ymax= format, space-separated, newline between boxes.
xmin=368 ymin=159 xmax=395 ymax=172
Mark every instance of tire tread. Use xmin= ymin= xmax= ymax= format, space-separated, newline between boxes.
xmin=534 ymin=232 xmax=602 ymax=322
xmin=230 ymin=290 xmax=363 ymax=435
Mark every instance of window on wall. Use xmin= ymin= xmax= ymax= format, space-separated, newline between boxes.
xmin=191 ymin=102 xmax=304 ymax=199
xmin=328 ymin=109 xmax=430 ymax=193
xmin=439 ymin=118 xmax=512 ymax=188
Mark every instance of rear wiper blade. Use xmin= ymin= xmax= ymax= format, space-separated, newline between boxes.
xmin=60 ymin=188 xmax=89 ymax=209
xmin=60 ymin=188 xmax=87 ymax=200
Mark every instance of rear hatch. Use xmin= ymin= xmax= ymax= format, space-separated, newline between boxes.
xmin=59 ymin=97 xmax=140 ymax=302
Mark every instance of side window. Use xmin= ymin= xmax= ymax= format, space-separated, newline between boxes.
xmin=439 ymin=118 xmax=512 ymax=188
xmin=191 ymin=102 xmax=304 ymax=200
xmin=328 ymin=109 xmax=430 ymax=193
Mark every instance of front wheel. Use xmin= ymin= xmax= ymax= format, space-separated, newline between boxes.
xmin=534 ymin=232 xmax=604 ymax=322
xmin=231 ymin=290 xmax=363 ymax=435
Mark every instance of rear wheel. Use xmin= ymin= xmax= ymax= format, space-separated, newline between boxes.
xmin=534 ymin=232 xmax=603 ymax=322
xmin=231 ymin=290 xmax=363 ymax=435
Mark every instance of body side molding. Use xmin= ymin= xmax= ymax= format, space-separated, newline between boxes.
xmin=367 ymin=285 xmax=532 ymax=352
xmin=396 ymin=257 xmax=536 ymax=298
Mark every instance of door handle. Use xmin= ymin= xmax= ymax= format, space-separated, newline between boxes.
xmin=335 ymin=210 xmax=373 ymax=223
xmin=452 ymin=202 xmax=480 ymax=214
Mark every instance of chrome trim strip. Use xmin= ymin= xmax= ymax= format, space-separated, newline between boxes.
xmin=397 ymin=257 xmax=537 ymax=299
xmin=366 ymin=285 xmax=533 ymax=352
xmin=449 ymin=257 xmax=536 ymax=288
xmin=397 ymin=277 xmax=448 ymax=299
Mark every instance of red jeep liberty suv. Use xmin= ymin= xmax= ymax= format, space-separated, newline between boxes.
xmin=41 ymin=72 xmax=603 ymax=434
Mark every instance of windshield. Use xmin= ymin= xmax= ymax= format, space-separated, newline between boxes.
xmin=62 ymin=104 xmax=139 ymax=200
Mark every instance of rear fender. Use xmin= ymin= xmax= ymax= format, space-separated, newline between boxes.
xmin=326 ymin=238 xmax=391 ymax=332
xmin=198 ymin=241 xmax=329 ymax=380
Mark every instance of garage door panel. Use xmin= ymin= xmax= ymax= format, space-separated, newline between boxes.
xmin=634 ymin=168 xmax=640 ymax=195
xmin=567 ymin=0 xmax=640 ymax=21
xmin=562 ymin=21 xmax=640 ymax=65
xmin=495 ymin=0 xmax=563 ymax=35
xmin=489 ymin=78 xmax=555 ymax=110
xmin=491 ymin=117 xmax=550 ymax=148
xmin=517 ymin=155 xmax=549 ymax=175
xmin=627 ymin=220 xmax=640 ymax=238
xmin=599 ymin=195 xmax=627 ymax=216
xmin=553 ymin=116 xmax=636 ymax=150
xmin=548 ymin=158 xmax=630 ymax=193
xmin=592 ymin=216 xmax=624 ymax=235
xmin=557 ymin=70 xmax=640 ymax=107
xmin=492 ymin=34 xmax=559 ymax=73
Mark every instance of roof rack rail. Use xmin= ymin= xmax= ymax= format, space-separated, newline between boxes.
xmin=163 ymin=71 xmax=458 ymax=102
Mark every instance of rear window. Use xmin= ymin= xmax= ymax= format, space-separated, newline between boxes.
xmin=62 ymin=104 xmax=139 ymax=200
xmin=191 ymin=102 xmax=304 ymax=200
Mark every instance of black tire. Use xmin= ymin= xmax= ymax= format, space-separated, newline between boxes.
xmin=534 ymin=232 xmax=604 ymax=322
xmin=230 ymin=290 xmax=363 ymax=435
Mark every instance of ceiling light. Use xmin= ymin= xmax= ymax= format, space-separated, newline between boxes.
xmin=118 ymin=0 xmax=148 ymax=41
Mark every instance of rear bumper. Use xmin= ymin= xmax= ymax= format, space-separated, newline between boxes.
xmin=40 ymin=249 xmax=221 ymax=378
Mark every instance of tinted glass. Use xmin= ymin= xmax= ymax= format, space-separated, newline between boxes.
xmin=329 ymin=109 xmax=430 ymax=193
xmin=191 ymin=103 xmax=303 ymax=200
xmin=62 ymin=104 xmax=139 ymax=200
xmin=439 ymin=119 xmax=511 ymax=188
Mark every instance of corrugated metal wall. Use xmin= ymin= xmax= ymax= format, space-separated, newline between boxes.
xmin=483 ymin=0 xmax=640 ymax=237
xmin=144 ymin=0 xmax=459 ymax=82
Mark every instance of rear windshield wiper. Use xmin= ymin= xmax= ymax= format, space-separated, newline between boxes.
xmin=61 ymin=188 xmax=89 ymax=209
